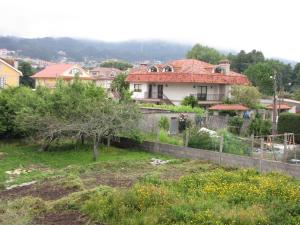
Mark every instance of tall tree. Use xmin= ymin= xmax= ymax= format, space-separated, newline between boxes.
xmin=244 ymin=62 xmax=274 ymax=95
xmin=18 ymin=61 xmax=35 ymax=88
xmin=230 ymin=50 xmax=265 ymax=73
xmin=231 ymin=85 xmax=261 ymax=108
xmin=111 ymin=73 xmax=131 ymax=102
xmin=186 ymin=44 xmax=223 ymax=64
xmin=100 ymin=60 xmax=133 ymax=71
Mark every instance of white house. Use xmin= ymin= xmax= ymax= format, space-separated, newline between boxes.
xmin=126 ymin=59 xmax=250 ymax=106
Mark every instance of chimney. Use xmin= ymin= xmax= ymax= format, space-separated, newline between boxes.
xmin=14 ymin=60 xmax=19 ymax=69
xmin=218 ymin=59 xmax=230 ymax=75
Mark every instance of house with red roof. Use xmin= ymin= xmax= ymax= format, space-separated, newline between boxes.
xmin=32 ymin=64 xmax=92 ymax=88
xmin=126 ymin=59 xmax=250 ymax=106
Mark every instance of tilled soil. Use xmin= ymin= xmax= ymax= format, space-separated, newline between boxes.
xmin=0 ymin=182 xmax=78 ymax=201
xmin=34 ymin=211 xmax=88 ymax=225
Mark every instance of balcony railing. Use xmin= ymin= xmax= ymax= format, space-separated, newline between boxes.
xmin=144 ymin=91 xmax=162 ymax=99
xmin=190 ymin=93 xmax=225 ymax=101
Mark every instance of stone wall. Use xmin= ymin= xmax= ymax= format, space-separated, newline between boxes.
xmin=112 ymin=138 xmax=300 ymax=178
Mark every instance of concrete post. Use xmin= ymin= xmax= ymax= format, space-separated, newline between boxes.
xmin=283 ymin=133 xmax=288 ymax=162
xmin=251 ymin=134 xmax=254 ymax=156
xmin=260 ymin=138 xmax=264 ymax=172
xmin=219 ymin=135 xmax=224 ymax=165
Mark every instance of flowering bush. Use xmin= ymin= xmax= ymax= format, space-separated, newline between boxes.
xmin=83 ymin=169 xmax=300 ymax=225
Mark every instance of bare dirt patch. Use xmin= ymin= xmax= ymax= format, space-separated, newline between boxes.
xmin=0 ymin=182 xmax=78 ymax=201
xmin=34 ymin=211 xmax=88 ymax=225
xmin=83 ymin=173 xmax=136 ymax=188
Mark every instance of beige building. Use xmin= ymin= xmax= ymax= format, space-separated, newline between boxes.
xmin=31 ymin=64 xmax=92 ymax=88
xmin=0 ymin=58 xmax=22 ymax=88
xmin=89 ymin=67 xmax=121 ymax=89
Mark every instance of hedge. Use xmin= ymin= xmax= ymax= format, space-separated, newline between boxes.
xmin=277 ymin=113 xmax=300 ymax=143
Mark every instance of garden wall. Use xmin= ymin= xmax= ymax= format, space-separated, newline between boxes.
xmin=113 ymin=138 xmax=300 ymax=178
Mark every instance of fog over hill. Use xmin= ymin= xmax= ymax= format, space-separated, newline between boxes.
xmin=0 ymin=36 xmax=192 ymax=62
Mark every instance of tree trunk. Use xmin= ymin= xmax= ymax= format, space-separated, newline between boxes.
xmin=93 ymin=135 xmax=99 ymax=161
xmin=81 ymin=134 xmax=85 ymax=145
xmin=40 ymin=135 xmax=56 ymax=152
xmin=107 ymin=136 xmax=111 ymax=149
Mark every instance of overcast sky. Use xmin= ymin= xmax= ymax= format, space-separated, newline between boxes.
xmin=1 ymin=0 xmax=300 ymax=61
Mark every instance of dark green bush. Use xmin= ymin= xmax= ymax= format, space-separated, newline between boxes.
xmin=248 ymin=114 xmax=272 ymax=136
xmin=278 ymin=113 xmax=300 ymax=143
xmin=181 ymin=95 xmax=198 ymax=108
xmin=228 ymin=116 xmax=243 ymax=135
xmin=188 ymin=130 xmax=217 ymax=150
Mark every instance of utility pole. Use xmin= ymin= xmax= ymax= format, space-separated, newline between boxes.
xmin=272 ymin=73 xmax=277 ymax=135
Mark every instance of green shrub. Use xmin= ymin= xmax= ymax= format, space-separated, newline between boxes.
xmin=181 ymin=96 xmax=198 ymax=108
xmin=188 ymin=129 xmax=218 ymax=150
xmin=228 ymin=116 xmax=243 ymax=135
xmin=158 ymin=116 xmax=170 ymax=131
xmin=159 ymin=130 xmax=182 ymax=146
xmin=278 ymin=113 xmax=300 ymax=143
xmin=248 ymin=114 xmax=272 ymax=136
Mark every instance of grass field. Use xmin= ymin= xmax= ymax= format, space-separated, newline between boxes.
xmin=0 ymin=141 xmax=299 ymax=225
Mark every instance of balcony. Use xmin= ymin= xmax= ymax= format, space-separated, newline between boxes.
xmin=190 ymin=93 xmax=225 ymax=101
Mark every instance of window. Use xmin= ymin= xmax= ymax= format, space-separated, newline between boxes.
xmin=134 ymin=84 xmax=142 ymax=92
xmin=0 ymin=76 xmax=6 ymax=88
xmin=162 ymin=65 xmax=173 ymax=72
xmin=148 ymin=66 xmax=158 ymax=72
xmin=70 ymin=68 xmax=82 ymax=75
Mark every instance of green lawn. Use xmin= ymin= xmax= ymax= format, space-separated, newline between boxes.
xmin=0 ymin=141 xmax=163 ymax=187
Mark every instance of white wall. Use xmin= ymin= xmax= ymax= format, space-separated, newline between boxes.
xmin=129 ymin=82 xmax=228 ymax=104
xmin=130 ymin=83 xmax=148 ymax=99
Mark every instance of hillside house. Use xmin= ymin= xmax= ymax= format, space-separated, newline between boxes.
xmin=89 ymin=67 xmax=121 ymax=89
xmin=126 ymin=59 xmax=250 ymax=106
xmin=0 ymin=58 xmax=22 ymax=88
xmin=31 ymin=64 xmax=92 ymax=88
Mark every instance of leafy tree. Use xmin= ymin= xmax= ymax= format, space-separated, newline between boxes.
xmin=231 ymin=85 xmax=261 ymax=108
xmin=293 ymin=89 xmax=300 ymax=101
xmin=293 ymin=63 xmax=300 ymax=84
xmin=18 ymin=61 xmax=35 ymax=88
xmin=181 ymin=95 xmax=198 ymax=108
xmin=186 ymin=44 xmax=223 ymax=64
xmin=72 ymin=100 xmax=140 ymax=160
xmin=111 ymin=73 xmax=131 ymax=102
xmin=100 ymin=60 xmax=133 ymax=71
xmin=229 ymin=50 xmax=265 ymax=73
xmin=244 ymin=62 xmax=274 ymax=95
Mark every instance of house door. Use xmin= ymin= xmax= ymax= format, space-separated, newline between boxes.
xmin=157 ymin=85 xmax=163 ymax=99
xmin=148 ymin=84 xmax=152 ymax=98
xmin=197 ymin=86 xmax=207 ymax=100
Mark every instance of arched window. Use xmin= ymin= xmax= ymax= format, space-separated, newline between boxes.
xmin=148 ymin=66 xmax=158 ymax=72
xmin=70 ymin=68 xmax=82 ymax=75
xmin=162 ymin=65 xmax=173 ymax=72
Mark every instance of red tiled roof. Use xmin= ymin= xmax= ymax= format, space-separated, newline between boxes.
xmin=31 ymin=64 xmax=75 ymax=78
xmin=266 ymin=103 xmax=291 ymax=110
xmin=126 ymin=59 xmax=250 ymax=85
xmin=209 ymin=104 xmax=249 ymax=111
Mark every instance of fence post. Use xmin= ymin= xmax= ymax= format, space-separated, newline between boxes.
xmin=260 ymin=138 xmax=264 ymax=172
xmin=251 ymin=134 xmax=254 ymax=156
xmin=283 ymin=133 xmax=288 ymax=162
xmin=184 ymin=129 xmax=189 ymax=147
xmin=219 ymin=135 xmax=224 ymax=165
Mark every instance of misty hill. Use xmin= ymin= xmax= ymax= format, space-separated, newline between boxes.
xmin=0 ymin=36 xmax=192 ymax=62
